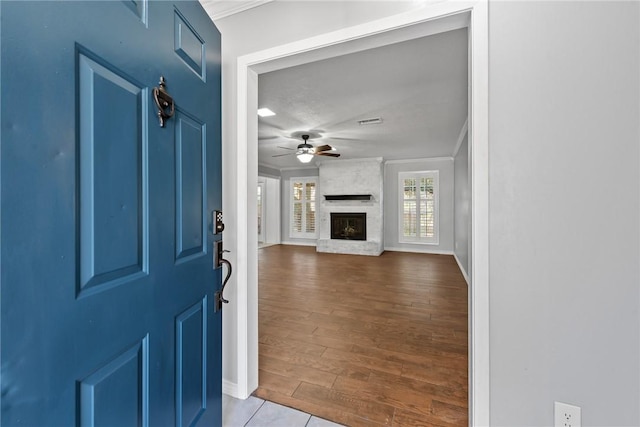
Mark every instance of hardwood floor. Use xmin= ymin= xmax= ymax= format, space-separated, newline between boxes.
xmin=255 ymin=245 xmax=468 ymax=427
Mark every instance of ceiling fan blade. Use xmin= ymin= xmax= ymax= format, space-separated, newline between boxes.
xmin=329 ymin=136 xmax=360 ymax=141
xmin=272 ymin=153 xmax=294 ymax=157
xmin=316 ymin=152 xmax=340 ymax=157
xmin=258 ymin=136 xmax=279 ymax=141
xmin=277 ymin=146 xmax=296 ymax=151
xmin=315 ymin=144 xmax=333 ymax=153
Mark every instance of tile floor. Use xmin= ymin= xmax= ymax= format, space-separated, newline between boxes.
xmin=223 ymin=394 xmax=345 ymax=427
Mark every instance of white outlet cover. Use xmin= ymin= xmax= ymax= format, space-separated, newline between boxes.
xmin=554 ymin=401 xmax=581 ymax=427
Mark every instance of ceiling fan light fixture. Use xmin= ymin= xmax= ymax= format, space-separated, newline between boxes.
xmin=297 ymin=152 xmax=314 ymax=163
xmin=272 ymin=133 xmax=339 ymax=163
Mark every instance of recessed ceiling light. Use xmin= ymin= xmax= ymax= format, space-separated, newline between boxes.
xmin=257 ymin=108 xmax=276 ymax=117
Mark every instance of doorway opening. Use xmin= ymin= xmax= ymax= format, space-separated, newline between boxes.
xmin=231 ymin=3 xmax=489 ymax=425
xmin=255 ymin=27 xmax=467 ymax=424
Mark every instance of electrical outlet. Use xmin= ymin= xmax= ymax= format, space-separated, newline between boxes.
xmin=554 ymin=401 xmax=581 ymax=427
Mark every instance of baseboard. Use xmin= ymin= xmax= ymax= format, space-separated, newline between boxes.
xmin=281 ymin=240 xmax=317 ymax=247
xmin=453 ymin=253 xmax=470 ymax=285
xmin=384 ymin=246 xmax=454 ymax=255
xmin=222 ymin=379 xmax=239 ymax=398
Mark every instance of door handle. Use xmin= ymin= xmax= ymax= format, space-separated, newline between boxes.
xmin=214 ymin=240 xmax=232 ymax=312
xmin=218 ymin=258 xmax=232 ymax=303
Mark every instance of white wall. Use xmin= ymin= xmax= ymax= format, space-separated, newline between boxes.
xmin=489 ymin=1 xmax=639 ymax=425
xmin=216 ymin=2 xmax=640 ymax=425
xmin=454 ymin=132 xmax=470 ymax=280
xmin=384 ymin=158 xmax=454 ymax=253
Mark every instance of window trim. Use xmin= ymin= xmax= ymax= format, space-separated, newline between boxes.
xmin=289 ymin=177 xmax=318 ymax=239
xmin=398 ymin=170 xmax=439 ymax=245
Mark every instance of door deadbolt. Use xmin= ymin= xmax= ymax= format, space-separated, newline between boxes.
xmin=214 ymin=210 xmax=224 ymax=234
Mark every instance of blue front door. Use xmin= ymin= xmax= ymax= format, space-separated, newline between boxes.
xmin=1 ymin=1 xmax=222 ymax=425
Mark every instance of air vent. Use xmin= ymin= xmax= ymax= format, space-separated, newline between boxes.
xmin=357 ymin=117 xmax=383 ymax=125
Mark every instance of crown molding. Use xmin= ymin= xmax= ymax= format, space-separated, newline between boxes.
xmin=278 ymin=164 xmax=319 ymax=172
xmin=201 ymin=0 xmax=273 ymax=21
xmin=316 ymin=157 xmax=383 ymax=167
xmin=384 ymin=157 xmax=453 ymax=165
xmin=452 ymin=118 xmax=469 ymax=158
xmin=257 ymin=162 xmax=281 ymax=171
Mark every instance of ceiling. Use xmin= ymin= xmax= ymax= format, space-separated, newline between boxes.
xmin=257 ymin=27 xmax=468 ymax=169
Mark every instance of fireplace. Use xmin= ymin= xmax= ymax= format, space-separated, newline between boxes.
xmin=330 ymin=213 xmax=366 ymax=240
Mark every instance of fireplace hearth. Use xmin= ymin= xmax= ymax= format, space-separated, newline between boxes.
xmin=330 ymin=213 xmax=366 ymax=240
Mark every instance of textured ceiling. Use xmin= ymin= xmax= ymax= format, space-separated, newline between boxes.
xmin=258 ymin=28 xmax=468 ymax=169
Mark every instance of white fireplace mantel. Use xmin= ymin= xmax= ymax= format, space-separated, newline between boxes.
xmin=316 ymin=158 xmax=384 ymax=256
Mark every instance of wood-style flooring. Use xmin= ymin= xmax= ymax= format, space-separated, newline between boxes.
xmin=255 ymin=245 xmax=468 ymax=427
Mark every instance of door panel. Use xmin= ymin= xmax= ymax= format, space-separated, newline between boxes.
xmin=174 ymin=9 xmax=206 ymax=80
xmin=175 ymin=298 xmax=207 ymax=427
xmin=1 ymin=1 xmax=222 ymax=425
xmin=79 ymin=335 xmax=150 ymax=427
xmin=123 ymin=0 xmax=148 ymax=25
xmin=78 ymin=51 xmax=149 ymax=296
xmin=175 ymin=111 xmax=206 ymax=263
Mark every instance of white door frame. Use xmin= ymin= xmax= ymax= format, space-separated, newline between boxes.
xmin=232 ymin=1 xmax=489 ymax=425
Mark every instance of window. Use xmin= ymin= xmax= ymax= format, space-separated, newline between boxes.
xmin=290 ymin=178 xmax=317 ymax=238
xmin=399 ymin=171 xmax=439 ymax=244
xmin=257 ymin=183 xmax=264 ymax=243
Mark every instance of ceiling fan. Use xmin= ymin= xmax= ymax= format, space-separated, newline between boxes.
xmin=272 ymin=134 xmax=340 ymax=163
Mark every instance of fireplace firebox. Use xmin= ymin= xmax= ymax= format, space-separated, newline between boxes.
xmin=330 ymin=213 xmax=366 ymax=240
